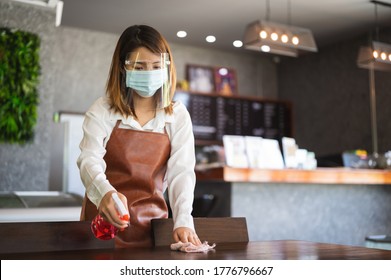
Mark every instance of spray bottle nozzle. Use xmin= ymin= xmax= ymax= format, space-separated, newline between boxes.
xmin=112 ymin=192 xmax=129 ymax=221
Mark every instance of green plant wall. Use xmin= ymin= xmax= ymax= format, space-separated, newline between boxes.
xmin=0 ymin=28 xmax=40 ymax=144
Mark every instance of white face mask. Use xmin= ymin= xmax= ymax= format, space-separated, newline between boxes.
xmin=125 ymin=69 xmax=168 ymax=98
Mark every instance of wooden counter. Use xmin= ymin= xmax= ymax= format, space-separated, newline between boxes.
xmin=2 ymin=240 xmax=391 ymax=260
xmin=195 ymin=166 xmax=391 ymax=185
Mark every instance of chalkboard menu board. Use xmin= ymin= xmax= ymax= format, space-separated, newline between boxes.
xmin=174 ymin=91 xmax=292 ymax=143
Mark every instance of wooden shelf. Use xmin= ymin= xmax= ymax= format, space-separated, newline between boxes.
xmin=195 ymin=166 xmax=391 ymax=185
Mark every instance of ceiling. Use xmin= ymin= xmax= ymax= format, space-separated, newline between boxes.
xmin=60 ymin=0 xmax=391 ymax=52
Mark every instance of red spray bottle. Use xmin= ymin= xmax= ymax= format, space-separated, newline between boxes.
xmin=91 ymin=192 xmax=129 ymax=240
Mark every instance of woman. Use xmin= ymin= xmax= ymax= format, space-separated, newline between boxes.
xmin=78 ymin=25 xmax=201 ymax=248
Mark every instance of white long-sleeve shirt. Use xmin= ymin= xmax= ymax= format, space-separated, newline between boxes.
xmin=77 ymin=96 xmax=196 ymax=230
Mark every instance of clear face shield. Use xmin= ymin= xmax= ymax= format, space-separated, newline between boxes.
xmin=125 ymin=51 xmax=172 ymax=110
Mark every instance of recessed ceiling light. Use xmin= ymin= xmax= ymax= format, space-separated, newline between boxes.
xmin=176 ymin=31 xmax=187 ymax=38
xmin=206 ymin=35 xmax=216 ymax=43
xmin=261 ymin=45 xmax=271 ymax=52
xmin=218 ymin=68 xmax=228 ymax=75
xmin=233 ymin=40 xmax=243 ymax=48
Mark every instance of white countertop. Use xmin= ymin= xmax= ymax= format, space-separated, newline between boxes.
xmin=0 ymin=207 xmax=82 ymax=222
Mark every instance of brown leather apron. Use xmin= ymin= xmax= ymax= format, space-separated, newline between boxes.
xmin=81 ymin=120 xmax=170 ymax=248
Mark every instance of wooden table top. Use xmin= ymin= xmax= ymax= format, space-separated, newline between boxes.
xmin=2 ymin=240 xmax=391 ymax=260
xmin=196 ymin=166 xmax=391 ymax=185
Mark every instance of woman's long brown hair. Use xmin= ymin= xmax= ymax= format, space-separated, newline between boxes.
xmin=106 ymin=25 xmax=176 ymax=117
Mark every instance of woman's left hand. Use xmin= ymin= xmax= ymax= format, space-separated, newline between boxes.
xmin=173 ymin=227 xmax=202 ymax=246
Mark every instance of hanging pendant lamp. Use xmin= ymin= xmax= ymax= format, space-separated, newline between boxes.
xmin=357 ymin=41 xmax=391 ymax=71
xmin=243 ymin=0 xmax=317 ymax=57
xmin=357 ymin=0 xmax=391 ymax=72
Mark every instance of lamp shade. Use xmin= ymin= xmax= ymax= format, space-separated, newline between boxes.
xmin=357 ymin=41 xmax=391 ymax=72
xmin=243 ymin=20 xmax=317 ymax=57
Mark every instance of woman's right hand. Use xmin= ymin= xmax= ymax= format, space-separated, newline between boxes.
xmin=98 ymin=190 xmax=129 ymax=229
